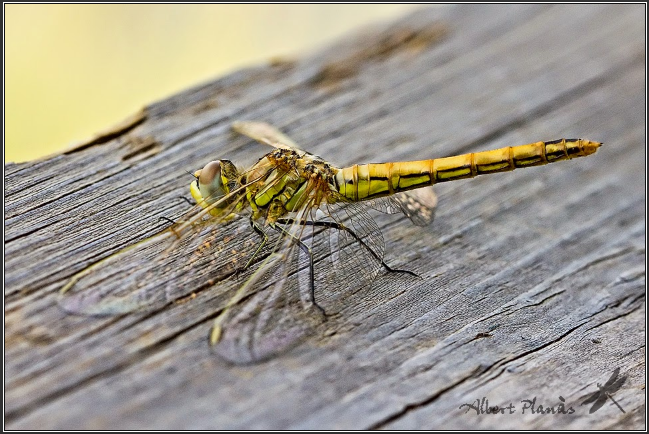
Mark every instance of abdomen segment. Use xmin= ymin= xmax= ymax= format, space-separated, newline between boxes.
xmin=335 ymin=139 xmax=601 ymax=201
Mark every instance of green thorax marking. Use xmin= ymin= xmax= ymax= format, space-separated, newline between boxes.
xmin=244 ymin=149 xmax=340 ymax=221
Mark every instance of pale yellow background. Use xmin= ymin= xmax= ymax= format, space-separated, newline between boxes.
xmin=5 ymin=4 xmax=423 ymax=163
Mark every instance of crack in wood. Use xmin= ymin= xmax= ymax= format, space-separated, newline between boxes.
xmin=368 ymin=368 xmax=480 ymax=430
xmin=62 ymin=108 xmax=148 ymax=156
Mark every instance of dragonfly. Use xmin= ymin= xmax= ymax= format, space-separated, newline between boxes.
xmin=581 ymin=367 xmax=627 ymax=414
xmin=60 ymin=121 xmax=601 ymax=364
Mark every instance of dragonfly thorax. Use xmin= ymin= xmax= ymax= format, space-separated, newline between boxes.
xmin=242 ymin=149 xmax=340 ymax=223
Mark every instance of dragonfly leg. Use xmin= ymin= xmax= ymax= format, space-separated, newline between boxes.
xmin=158 ymin=194 xmax=196 ymax=228
xmin=177 ymin=195 xmax=194 ymax=206
xmin=235 ymin=218 xmax=269 ymax=276
xmin=271 ymin=223 xmax=327 ymax=316
xmin=276 ymin=218 xmax=419 ymax=278
xmin=158 ymin=216 xmax=177 ymax=226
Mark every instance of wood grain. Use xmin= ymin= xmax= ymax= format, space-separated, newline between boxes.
xmin=5 ymin=4 xmax=645 ymax=429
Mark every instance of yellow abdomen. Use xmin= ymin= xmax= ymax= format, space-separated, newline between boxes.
xmin=335 ymin=139 xmax=601 ymax=201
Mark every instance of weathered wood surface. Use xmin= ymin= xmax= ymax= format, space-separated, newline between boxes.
xmin=5 ymin=4 xmax=645 ymax=429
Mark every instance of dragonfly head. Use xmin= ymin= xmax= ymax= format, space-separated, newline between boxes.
xmin=190 ymin=160 xmax=238 ymax=207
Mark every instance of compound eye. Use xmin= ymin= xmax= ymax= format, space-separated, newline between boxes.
xmin=198 ymin=161 xmax=225 ymax=202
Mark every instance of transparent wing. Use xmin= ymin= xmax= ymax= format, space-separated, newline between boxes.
xmin=210 ymin=221 xmax=325 ymax=364
xmin=59 ymin=166 xmax=326 ymax=364
xmin=232 ymin=121 xmax=303 ymax=152
xmin=318 ymin=199 xmax=386 ymax=297
xmin=58 ymin=164 xmax=278 ymax=316
xmin=209 ymin=185 xmax=392 ymax=363
xmin=281 ymin=191 xmax=389 ymax=313
xmin=59 ymin=190 xmax=256 ymax=315
xmin=367 ymin=187 xmax=438 ymax=226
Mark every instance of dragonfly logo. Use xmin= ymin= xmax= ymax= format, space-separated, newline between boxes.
xmin=581 ymin=367 xmax=627 ymax=414
xmin=459 ymin=368 xmax=629 ymax=417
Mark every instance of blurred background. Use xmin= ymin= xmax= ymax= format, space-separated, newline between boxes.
xmin=5 ymin=4 xmax=425 ymax=163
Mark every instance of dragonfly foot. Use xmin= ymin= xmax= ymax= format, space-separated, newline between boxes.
xmin=383 ymin=263 xmax=420 ymax=279
xmin=311 ymin=301 xmax=329 ymax=318
xmin=158 ymin=216 xmax=177 ymax=226
xmin=233 ymin=266 xmax=250 ymax=279
xmin=177 ymin=195 xmax=194 ymax=206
